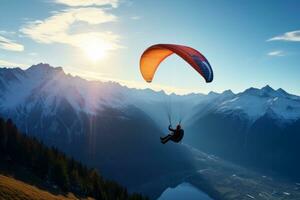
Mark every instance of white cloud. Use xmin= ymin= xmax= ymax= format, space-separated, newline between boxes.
xmin=54 ymin=0 xmax=119 ymax=8
xmin=20 ymin=7 xmax=121 ymax=51
xmin=268 ymin=50 xmax=284 ymax=57
xmin=0 ymin=59 xmax=27 ymax=67
xmin=0 ymin=35 xmax=24 ymax=52
xmin=0 ymin=30 xmax=16 ymax=36
xmin=268 ymin=30 xmax=300 ymax=42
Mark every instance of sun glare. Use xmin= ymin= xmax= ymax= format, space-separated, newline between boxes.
xmin=83 ymin=43 xmax=106 ymax=61
xmin=79 ymin=37 xmax=110 ymax=62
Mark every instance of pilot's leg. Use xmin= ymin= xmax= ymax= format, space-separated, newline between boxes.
xmin=160 ymin=135 xmax=168 ymax=140
xmin=160 ymin=133 xmax=172 ymax=140
xmin=161 ymin=135 xmax=172 ymax=144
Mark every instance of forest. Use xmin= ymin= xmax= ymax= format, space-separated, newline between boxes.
xmin=0 ymin=117 xmax=147 ymax=200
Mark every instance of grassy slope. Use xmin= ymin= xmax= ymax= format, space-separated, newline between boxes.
xmin=0 ymin=174 xmax=93 ymax=200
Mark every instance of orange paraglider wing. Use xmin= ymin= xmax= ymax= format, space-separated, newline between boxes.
xmin=140 ymin=44 xmax=213 ymax=83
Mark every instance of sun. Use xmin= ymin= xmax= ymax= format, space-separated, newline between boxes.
xmin=82 ymin=43 xmax=106 ymax=61
xmin=79 ymin=36 xmax=110 ymax=62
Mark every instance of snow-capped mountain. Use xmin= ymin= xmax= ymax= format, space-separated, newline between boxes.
xmin=1 ymin=63 xmax=299 ymax=129
xmin=183 ymin=85 xmax=300 ymax=128
xmin=184 ymin=87 xmax=300 ymax=182
xmin=0 ymin=63 xmax=128 ymax=114
xmin=215 ymin=85 xmax=300 ymax=122
xmin=1 ymin=63 xmax=300 ymax=184
xmin=0 ymin=63 xmax=207 ymax=132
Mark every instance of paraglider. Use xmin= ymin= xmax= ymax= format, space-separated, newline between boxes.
xmin=160 ymin=124 xmax=184 ymax=144
xmin=139 ymin=44 xmax=213 ymax=144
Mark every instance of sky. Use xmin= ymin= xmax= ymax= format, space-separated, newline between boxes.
xmin=0 ymin=0 xmax=300 ymax=95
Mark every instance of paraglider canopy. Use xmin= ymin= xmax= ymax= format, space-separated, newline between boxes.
xmin=140 ymin=44 xmax=213 ymax=83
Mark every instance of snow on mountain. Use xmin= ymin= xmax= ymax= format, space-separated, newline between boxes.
xmin=0 ymin=63 xmax=133 ymax=116
xmin=215 ymin=85 xmax=300 ymax=122
xmin=0 ymin=63 xmax=300 ymax=127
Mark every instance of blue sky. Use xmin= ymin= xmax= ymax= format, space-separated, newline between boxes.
xmin=0 ymin=0 xmax=300 ymax=94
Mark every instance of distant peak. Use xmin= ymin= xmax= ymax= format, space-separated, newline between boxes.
xmin=29 ymin=63 xmax=51 ymax=69
xmin=277 ymin=88 xmax=288 ymax=95
xmin=27 ymin=63 xmax=64 ymax=74
xmin=243 ymin=87 xmax=259 ymax=94
xmin=208 ymin=91 xmax=218 ymax=95
xmin=261 ymin=85 xmax=274 ymax=92
xmin=242 ymin=86 xmax=275 ymax=96
xmin=222 ymin=89 xmax=234 ymax=95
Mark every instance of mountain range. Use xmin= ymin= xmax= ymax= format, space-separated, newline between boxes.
xmin=184 ymin=84 xmax=300 ymax=181
xmin=1 ymin=63 xmax=300 ymax=195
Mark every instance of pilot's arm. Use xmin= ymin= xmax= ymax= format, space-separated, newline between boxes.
xmin=168 ymin=125 xmax=175 ymax=132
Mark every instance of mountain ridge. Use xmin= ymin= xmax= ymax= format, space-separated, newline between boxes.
xmin=1 ymin=63 xmax=300 ymax=125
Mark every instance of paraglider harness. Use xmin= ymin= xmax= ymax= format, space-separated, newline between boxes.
xmin=168 ymin=124 xmax=184 ymax=142
xmin=161 ymin=123 xmax=184 ymax=144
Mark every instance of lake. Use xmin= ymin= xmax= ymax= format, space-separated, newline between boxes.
xmin=157 ymin=182 xmax=214 ymax=200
